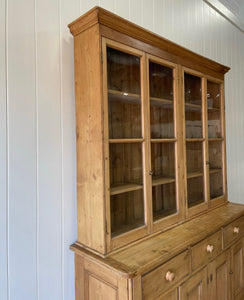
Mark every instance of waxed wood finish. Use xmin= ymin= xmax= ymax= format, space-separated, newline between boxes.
xmin=72 ymin=204 xmax=244 ymax=299
xmin=179 ymin=268 xmax=208 ymax=300
xmin=208 ymin=250 xmax=231 ymax=300
xmin=231 ymin=239 xmax=244 ymax=299
xmin=191 ymin=230 xmax=222 ymax=271
xmin=74 ymin=24 xmax=106 ymax=254
xmin=142 ymin=250 xmax=190 ymax=299
xmin=68 ymin=7 xmax=242 ymax=300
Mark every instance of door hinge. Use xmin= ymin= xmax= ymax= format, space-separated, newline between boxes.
xmin=101 ymin=52 xmax=103 ymax=64
xmin=105 ymin=220 xmax=108 ymax=234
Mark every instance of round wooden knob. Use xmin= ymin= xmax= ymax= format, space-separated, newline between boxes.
xmin=165 ymin=271 xmax=175 ymax=282
xmin=234 ymin=227 xmax=240 ymax=234
xmin=206 ymin=244 xmax=214 ymax=253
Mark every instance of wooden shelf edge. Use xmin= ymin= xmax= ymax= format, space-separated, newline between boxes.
xmin=110 ymin=183 xmax=143 ymax=195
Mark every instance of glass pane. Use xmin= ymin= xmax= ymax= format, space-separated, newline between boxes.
xmin=152 ymin=182 xmax=176 ymax=221
xmin=149 ymin=61 xmax=174 ymax=138
xmin=110 ymin=189 xmax=144 ymax=237
xmin=107 ymin=47 xmax=142 ymax=139
xmin=149 ymin=61 xmax=173 ymax=100
xmin=151 ymin=142 xmax=175 ymax=180
xmin=110 ymin=143 xmax=143 ymax=187
xmin=108 ymin=94 xmax=141 ymax=139
xmin=207 ymin=81 xmax=222 ymax=138
xmin=186 ymin=142 xmax=203 ymax=174
xmin=186 ymin=141 xmax=204 ymax=207
xmin=209 ymin=140 xmax=224 ymax=200
xmin=210 ymin=171 xmax=223 ymax=199
xmin=107 ymin=47 xmax=140 ymax=94
xmin=184 ymin=73 xmax=202 ymax=138
xmin=187 ymin=176 xmax=204 ymax=207
xmin=209 ymin=141 xmax=222 ymax=171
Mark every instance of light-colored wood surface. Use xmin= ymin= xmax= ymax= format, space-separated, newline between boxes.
xmin=231 ymin=239 xmax=244 ymax=299
xmin=223 ymin=216 xmax=244 ymax=248
xmin=179 ymin=268 xmax=207 ymax=300
xmin=191 ymin=230 xmax=222 ymax=271
xmin=71 ymin=203 xmax=244 ymax=276
xmin=208 ymin=250 xmax=231 ymax=300
xmin=142 ymin=250 xmax=190 ymax=299
xmin=74 ymin=24 xmax=106 ymax=254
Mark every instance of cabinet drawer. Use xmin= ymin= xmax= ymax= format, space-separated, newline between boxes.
xmin=142 ymin=250 xmax=190 ymax=300
xmin=223 ymin=216 xmax=244 ymax=248
xmin=192 ymin=230 xmax=222 ymax=271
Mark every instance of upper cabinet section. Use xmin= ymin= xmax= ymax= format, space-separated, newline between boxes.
xmin=69 ymin=7 xmax=230 ymax=255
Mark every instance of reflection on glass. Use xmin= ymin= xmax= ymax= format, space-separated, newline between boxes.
xmin=187 ymin=176 xmax=204 ymax=207
xmin=210 ymin=171 xmax=223 ymax=199
xmin=152 ymin=182 xmax=176 ymax=221
xmin=107 ymin=47 xmax=140 ymax=94
xmin=149 ymin=61 xmax=174 ymax=139
xmin=151 ymin=142 xmax=175 ymax=180
xmin=150 ymin=102 xmax=174 ymax=138
xmin=207 ymin=81 xmax=222 ymax=138
xmin=149 ymin=61 xmax=173 ymax=100
xmin=110 ymin=189 xmax=144 ymax=237
xmin=184 ymin=73 xmax=202 ymax=138
xmin=186 ymin=142 xmax=203 ymax=174
xmin=110 ymin=143 xmax=143 ymax=187
xmin=107 ymin=47 xmax=142 ymax=139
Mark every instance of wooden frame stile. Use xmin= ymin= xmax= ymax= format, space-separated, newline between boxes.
xmin=207 ymin=75 xmax=227 ymax=209
xmin=182 ymin=67 xmax=209 ymax=218
xmin=102 ymin=38 xmax=149 ymax=252
xmin=146 ymin=54 xmax=184 ymax=233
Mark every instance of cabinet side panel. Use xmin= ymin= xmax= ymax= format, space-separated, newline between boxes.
xmin=74 ymin=25 xmax=105 ymax=253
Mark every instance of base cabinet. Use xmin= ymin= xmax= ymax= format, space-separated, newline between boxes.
xmin=231 ymin=240 xmax=244 ymax=299
xmin=179 ymin=268 xmax=207 ymax=300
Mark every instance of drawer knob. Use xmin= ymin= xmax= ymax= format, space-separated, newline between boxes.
xmin=234 ymin=227 xmax=240 ymax=234
xmin=206 ymin=244 xmax=214 ymax=253
xmin=165 ymin=271 xmax=175 ymax=282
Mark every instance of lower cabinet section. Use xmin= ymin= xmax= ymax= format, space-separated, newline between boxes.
xmin=72 ymin=213 xmax=244 ymax=300
xmin=231 ymin=240 xmax=244 ymax=299
xmin=179 ymin=268 xmax=207 ymax=300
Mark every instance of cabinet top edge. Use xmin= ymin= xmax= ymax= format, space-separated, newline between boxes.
xmin=70 ymin=203 xmax=244 ymax=277
xmin=68 ymin=6 xmax=230 ymax=75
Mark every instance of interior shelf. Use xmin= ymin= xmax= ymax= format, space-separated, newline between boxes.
xmin=209 ymin=168 xmax=222 ymax=174
xmin=151 ymin=138 xmax=176 ymax=143
xmin=185 ymin=102 xmax=202 ymax=112
xmin=109 ymin=138 xmax=144 ymax=143
xmin=150 ymin=97 xmax=174 ymax=109
xmin=186 ymin=138 xmax=205 ymax=142
xmin=208 ymin=138 xmax=224 ymax=142
xmin=187 ymin=170 xmax=203 ymax=179
xmin=108 ymin=89 xmax=140 ymax=104
xmin=110 ymin=183 xmax=143 ymax=195
xmin=152 ymin=176 xmax=175 ymax=186
xmin=208 ymin=107 xmax=220 ymax=111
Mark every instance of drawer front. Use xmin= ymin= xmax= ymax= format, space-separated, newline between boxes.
xmin=142 ymin=250 xmax=190 ymax=300
xmin=223 ymin=216 xmax=244 ymax=248
xmin=192 ymin=230 xmax=222 ymax=271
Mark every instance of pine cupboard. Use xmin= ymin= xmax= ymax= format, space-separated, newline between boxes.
xmin=68 ymin=7 xmax=244 ymax=299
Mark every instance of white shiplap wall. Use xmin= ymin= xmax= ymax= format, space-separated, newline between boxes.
xmin=0 ymin=0 xmax=243 ymax=299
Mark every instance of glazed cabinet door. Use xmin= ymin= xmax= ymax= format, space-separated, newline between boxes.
xmin=147 ymin=54 xmax=182 ymax=232
xmin=231 ymin=239 xmax=244 ymax=299
xmin=179 ymin=268 xmax=207 ymax=300
xmin=208 ymin=250 xmax=231 ymax=300
xmin=206 ymin=79 xmax=226 ymax=208
xmin=183 ymin=69 xmax=208 ymax=217
xmin=103 ymin=39 xmax=149 ymax=250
